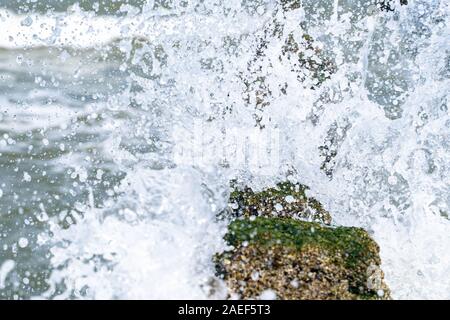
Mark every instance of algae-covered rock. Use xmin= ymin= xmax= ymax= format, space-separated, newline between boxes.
xmin=229 ymin=181 xmax=332 ymax=225
xmin=217 ymin=217 xmax=390 ymax=300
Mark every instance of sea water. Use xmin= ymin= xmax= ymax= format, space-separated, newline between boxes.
xmin=0 ymin=0 xmax=449 ymax=299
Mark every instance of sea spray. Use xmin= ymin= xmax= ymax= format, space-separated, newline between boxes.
xmin=0 ymin=0 xmax=448 ymax=299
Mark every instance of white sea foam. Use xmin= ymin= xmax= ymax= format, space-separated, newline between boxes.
xmin=42 ymin=166 xmax=229 ymax=299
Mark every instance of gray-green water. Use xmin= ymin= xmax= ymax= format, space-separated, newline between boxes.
xmin=0 ymin=40 xmax=130 ymax=299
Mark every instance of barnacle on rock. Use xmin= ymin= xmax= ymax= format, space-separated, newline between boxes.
xmin=216 ymin=217 xmax=390 ymax=300
xmin=229 ymin=181 xmax=332 ymax=225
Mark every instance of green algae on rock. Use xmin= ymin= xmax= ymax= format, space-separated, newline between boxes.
xmin=229 ymin=181 xmax=332 ymax=225
xmin=217 ymin=217 xmax=390 ymax=300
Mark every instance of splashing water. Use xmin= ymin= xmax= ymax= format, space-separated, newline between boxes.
xmin=0 ymin=0 xmax=449 ymax=299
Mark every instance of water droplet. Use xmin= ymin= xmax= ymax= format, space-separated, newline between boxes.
xmin=284 ymin=195 xmax=295 ymax=203
xmin=20 ymin=16 xmax=33 ymax=27
xmin=23 ymin=172 xmax=31 ymax=182
xmin=18 ymin=238 xmax=28 ymax=248
xmin=16 ymin=54 xmax=23 ymax=64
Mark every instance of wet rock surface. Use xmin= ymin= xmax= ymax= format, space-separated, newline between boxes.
xmin=229 ymin=181 xmax=332 ymax=225
xmin=378 ymin=0 xmax=408 ymax=12
xmin=217 ymin=183 xmax=390 ymax=300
